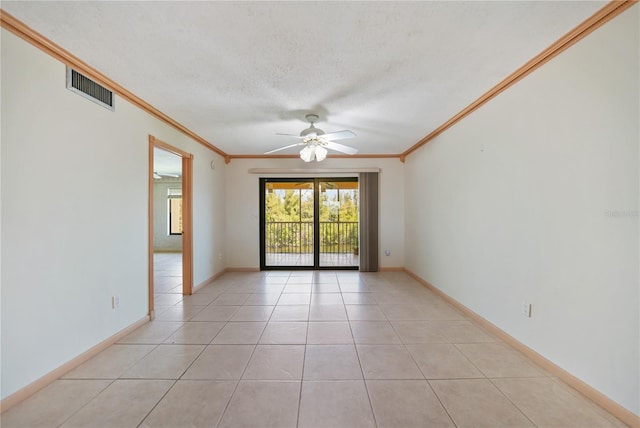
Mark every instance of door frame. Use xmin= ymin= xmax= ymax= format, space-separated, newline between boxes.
xmin=148 ymin=135 xmax=194 ymax=319
xmin=259 ymin=177 xmax=359 ymax=271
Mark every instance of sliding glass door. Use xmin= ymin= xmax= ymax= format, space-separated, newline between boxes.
xmin=261 ymin=179 xmax=315 ymax=268
xmin=318 ymin=180 xmax=359 ymax=267
xmin=260 ymin=178 xmax=358 ymax=270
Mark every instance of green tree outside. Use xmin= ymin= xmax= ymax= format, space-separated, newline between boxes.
xmin=265 ymin=184 xmax=358 ymax=254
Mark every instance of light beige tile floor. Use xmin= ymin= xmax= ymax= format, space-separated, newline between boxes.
xmin=1 ymin=261 xmax=629 ymax=428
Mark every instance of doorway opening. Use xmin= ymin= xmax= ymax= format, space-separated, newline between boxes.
xmin=148 ymin=136 xmax=193 ymax=318
xmin=260 ymin=177 xmax=359 ymax=270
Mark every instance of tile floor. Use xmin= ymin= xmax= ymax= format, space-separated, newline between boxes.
xmin=1 ymin=257 xmax=628 ymax=427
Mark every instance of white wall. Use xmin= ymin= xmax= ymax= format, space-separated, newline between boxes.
xmin=225 ymin=157 xmax=404 ymax=269
xmin=153 ymin=179 xmax=183 ymax=252
xmin=0 ymin=29 xmax=227 ymax=399
xmin=404 ymin=6 xmax=639 ymax=415
xmin=192 ymin=149 xmax=227 ymax=283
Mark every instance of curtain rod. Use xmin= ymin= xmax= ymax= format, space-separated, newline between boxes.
xmin=248 ymin=168 xmax=381 ymax=174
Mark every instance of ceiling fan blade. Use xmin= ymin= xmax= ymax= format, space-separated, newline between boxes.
xmin=264 ymin=142 xmax=303 ymax=154
xmin=325 ymin=141 xmax=358 ymax=155
xmin=276 ymin=133 xmax=303 ymax=139
xmin=321 ymin=130 xmax=356 ymax=141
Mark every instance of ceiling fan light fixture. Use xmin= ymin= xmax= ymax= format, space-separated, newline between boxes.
xmin=315 ymin=145 xmax=327 ymax=161
xmin=270 ymin=113 xmax=357 ymax=158
xmin=300 ymin=143 xmax=327 ymax=162
xmin=300 ymin=145 xmax=315 ymax=162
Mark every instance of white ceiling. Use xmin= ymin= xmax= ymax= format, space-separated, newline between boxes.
xmin=154 ymin=147 xmax=182 ymax=177
xmin=3 ymin=1 xmax=607 ymax=156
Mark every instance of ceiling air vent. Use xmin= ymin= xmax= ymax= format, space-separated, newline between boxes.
xmin=66 ymin=67 xmax=114 ymax=111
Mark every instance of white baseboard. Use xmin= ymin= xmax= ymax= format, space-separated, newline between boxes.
xmin=0 ymin=316 xmax=149 ymax=413
xmin=379 ymin=266 xmax=404 ymax=272
xmin=193 ymin=269 xmax=228 ymax=292
xmin=403 ymin=268 xmax=639 ymax=428
xmin=225 ymin=267 xmax=261 ymax=272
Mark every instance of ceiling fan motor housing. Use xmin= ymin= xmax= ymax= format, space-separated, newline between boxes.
xmin=300 ymin=125 xmax=324 ymax=138
xmin=300 ymin=114 xmax=324 ymax=137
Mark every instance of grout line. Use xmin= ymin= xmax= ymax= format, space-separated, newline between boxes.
xmin=136 ymin=379 xmax=180 ymax=428
xmin=545 ymin=377 xmax=631 ymax=427
xmin=450 ymin=342 xmax=490 ymax=379
xmin=347 ymin=312 xmax=380 ymax=428
xmin=296 ymin=325 xmax=311 ymax=428
xmin=484 ymin=377 xmax=538 ymax=427
xmin=425 ymin=379 xmax=459 ymax=428
xmin=7 ymin=269 xmax=625 ymax=426
xmin=214 ymin=342 xmax=259 ymax=427
xmin=214 ymin=380 xmax=242 ymax=428
xmin=55 ymin=378 xmax=117 ymax=427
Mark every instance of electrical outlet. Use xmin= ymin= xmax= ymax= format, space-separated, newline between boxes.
xmin=112 ymin=296 xmax=120 ymax=309
xmin=522 ymin=302 xmax=531 ymax=317
xmin=384 ymin=249 xmax=390 ymax=256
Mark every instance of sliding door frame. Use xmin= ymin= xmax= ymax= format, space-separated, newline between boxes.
xmin=259 ymin=177 xmax=359 ymax=271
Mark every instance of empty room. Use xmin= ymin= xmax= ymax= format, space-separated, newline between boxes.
xmin=1 ymin=1 xmax=638 ymax=427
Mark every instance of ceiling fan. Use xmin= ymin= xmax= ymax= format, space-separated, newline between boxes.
xmin=265 ymin=114 xmax=358 ymax=162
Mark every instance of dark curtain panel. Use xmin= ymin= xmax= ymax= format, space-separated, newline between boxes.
xmin=359 ymin=172 xmax=379 ymax=272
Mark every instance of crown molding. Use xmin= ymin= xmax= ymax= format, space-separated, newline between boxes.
xmin=0 ymin=9 xmax=229 ymax=161
xmin=2 ymin=1 xmax=635 ymax=164
xmin=402 ymin=0 xmax=638 ymax=159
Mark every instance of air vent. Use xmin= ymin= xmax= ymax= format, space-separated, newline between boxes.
xmin=66 ymin=67 xmax=114 ymax=111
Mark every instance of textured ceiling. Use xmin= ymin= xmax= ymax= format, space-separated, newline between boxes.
xmin=154 ymin=147 xmax=182 ymax=177
xmin=2 ymin=1 xmax=607 ymax=156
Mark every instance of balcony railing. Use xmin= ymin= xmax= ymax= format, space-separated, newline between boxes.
xmin=266 ymin=221 xmax=358 ymax=254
